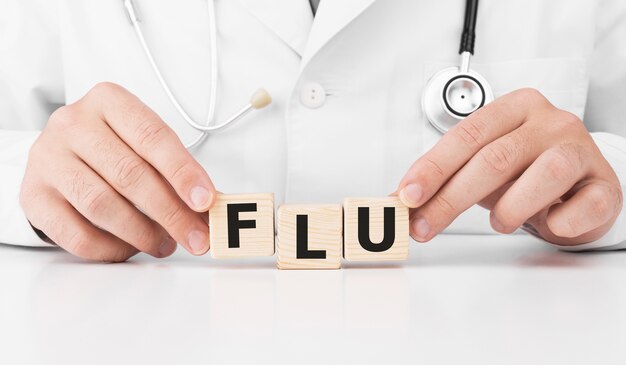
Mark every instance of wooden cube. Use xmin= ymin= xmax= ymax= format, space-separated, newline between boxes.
xmin=343 ymin=197 xmax=409 ymax=261
xmin=209 ymin=193 xmax=275 ymax=259
xmin=277 ymin=204 xmax=342 ymax=270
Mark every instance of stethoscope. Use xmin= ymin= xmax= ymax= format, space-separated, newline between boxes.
xmin=123 ymin=0 xmax=272 ymax=149
xmin=123 ymin=0 xmax=491 ymax=150
xmin=422 ymin=0 xmax=493 ymax=133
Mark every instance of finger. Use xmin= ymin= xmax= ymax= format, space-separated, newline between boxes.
xmin=84 ymin=82 xmax=216 ymax=212
xmin=398 ymin=88 xmax=549 ymax=208
xmin=477 ymin=182 xmax=513 ymax=210
xmin=66 ymin=123 xmax=210 ymax=255
xmin=49 ymin=156 xmax=177 ymax=258
xmin=24 ymin=187 xmax=138 ymax=262
xmin=490 ymin=143 xmax=588 ymax=233
xmin=408 ymin=126 xmax=540 ymax=241
xmin=521 ymin=204 xmax=611 ymax=246
xmin=546 ymin=181 xmax=622 ymax=239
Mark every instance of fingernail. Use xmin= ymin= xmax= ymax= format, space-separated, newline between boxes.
xmin=187 ymin=230 xmax=208 ymax=254
xmin=399 ymin=184 xmax=423 ymax=208
xmin=411 ymin=218 xmax=430 ymax=241
xmin=158 ymin=237 xmax=177 ymax=257
xmin=190 ymin=186 xmax=212 ymax=210
xmin=522 ymin=222 xmax=540 ymax=237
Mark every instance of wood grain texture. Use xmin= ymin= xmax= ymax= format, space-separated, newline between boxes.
xmin=209 ymin=193 xmax=275 ymax=259
xmin=343 ymin=197 xmax=409 ymax=261
xmin=277 ymin=204 xmax=342 ymax=270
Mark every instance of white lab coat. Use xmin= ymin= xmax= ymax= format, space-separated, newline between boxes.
xmin=1 ymin=0 xmax=625 ymax=250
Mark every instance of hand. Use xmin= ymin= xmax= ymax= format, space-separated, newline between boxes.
xmin=397 ymin=88 xmax=623 ymax=246
xmin=20 ymin=83 xmax=217 ymax=262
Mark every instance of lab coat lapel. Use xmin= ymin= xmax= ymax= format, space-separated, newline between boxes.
xmin=300 ymin=0 xmax=378 ymax=69
xmin=236 ymin=0 xmax=313 ymax=57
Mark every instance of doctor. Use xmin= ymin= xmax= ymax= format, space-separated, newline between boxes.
xmin=0 ymin=0 xmax=624 ymax=262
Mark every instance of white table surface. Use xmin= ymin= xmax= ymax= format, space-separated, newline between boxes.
xmin=1 ymin=234 xmax=625 ymax=365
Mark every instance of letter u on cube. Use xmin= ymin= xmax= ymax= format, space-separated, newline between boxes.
xmin=208 ymin=194 xmax=409 ymax=269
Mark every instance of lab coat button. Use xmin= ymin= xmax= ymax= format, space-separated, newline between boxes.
xmin=300 ymin=82 xmax=326 ymax=108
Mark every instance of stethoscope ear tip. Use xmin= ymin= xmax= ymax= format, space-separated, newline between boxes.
xmin=250 ymin=88 xmax=272 ymax=109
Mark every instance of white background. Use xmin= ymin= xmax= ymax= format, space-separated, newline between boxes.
xmin=2 ymin=234 xmax=625 ymax=365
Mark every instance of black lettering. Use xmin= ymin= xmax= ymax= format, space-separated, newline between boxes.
xmin=357 ymin=207 xmax=395 ymax=252
xmin=227 ymin=203 xmax=257 ymax=248
xmin=296 ymin=215 xmax=326 ymax=259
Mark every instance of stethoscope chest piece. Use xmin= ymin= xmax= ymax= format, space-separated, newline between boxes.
xmin=422 ymin=64 xmax=493 ymax=133
xmin=422 ymin=0 xmax=494 ymax=134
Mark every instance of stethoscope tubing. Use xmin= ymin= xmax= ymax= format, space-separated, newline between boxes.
xmin=124 ymin=0 xmax=219 ymax=149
